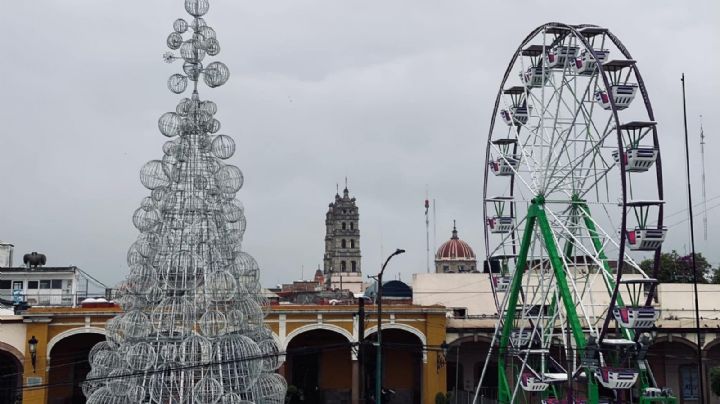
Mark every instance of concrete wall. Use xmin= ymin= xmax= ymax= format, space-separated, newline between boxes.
xmin=0 ymin=317 xmax=26 ymax=361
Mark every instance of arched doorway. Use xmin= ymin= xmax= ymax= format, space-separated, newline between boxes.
xmin=47 ymin=331 xmax=105 ymax=404
xmin=447 ymin=337 xmax=496 ymax=402
xmin=648 ymin=337 xmax=700 ymax=402
xmin=0 ymin=347 xmax=22 ymax=404
xmin=285 ymin=328 xmax=353 ymax=404
xmin=365 ymin=328 xmax=423 ymax=404
xmin=704 ymin=338 xmax=720 ymax=403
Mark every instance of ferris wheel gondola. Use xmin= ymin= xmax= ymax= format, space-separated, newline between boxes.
xmin=475 ymin=23 xmax=676 ymax=404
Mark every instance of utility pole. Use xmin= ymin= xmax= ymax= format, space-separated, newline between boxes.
xmin=358 ymin=296 xmax=366 ymax=403
xmin=425 ymin=193 xmax=430 ymax=273
xmin=682 ymin=73 xmax=705 ymax=402
xmin=375 ymin=248 xmax=405 ymax=404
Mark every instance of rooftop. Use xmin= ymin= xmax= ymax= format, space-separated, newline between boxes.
xmin=0 ymin=266 xmax=78 ymax=273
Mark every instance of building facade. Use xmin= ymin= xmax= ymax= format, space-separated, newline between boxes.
xmin=323 ymin=186 xmax=363 ymax=293
xmin=266 ymin=303 xmax=448 ymax=404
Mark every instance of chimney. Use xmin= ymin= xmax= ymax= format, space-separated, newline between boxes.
xmin=0 ymin=242 xmax=13 ymax=267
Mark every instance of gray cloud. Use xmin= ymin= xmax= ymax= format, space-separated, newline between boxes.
xmin=0 ymin=0 xmax=718 ymax=287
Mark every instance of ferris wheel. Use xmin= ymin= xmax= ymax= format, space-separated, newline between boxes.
xmin=476 ymin=23 xmax=676 ymax=403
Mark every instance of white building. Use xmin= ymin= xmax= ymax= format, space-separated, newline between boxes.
xmin=0 ymin=252 xmax=106 ymax=307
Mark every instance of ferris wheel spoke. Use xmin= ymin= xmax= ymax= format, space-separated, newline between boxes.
xmin=543 ymin=75 xmax=610 ymax=194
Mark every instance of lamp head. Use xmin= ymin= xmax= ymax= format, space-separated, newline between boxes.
xmin=28 ymin=336 xmax=38 ymax=354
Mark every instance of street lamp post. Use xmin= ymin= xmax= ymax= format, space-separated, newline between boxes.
xmin=28 ymin=335 xmax=38 ymax=373
xmin=375 ymin=248 xmax=405 ymax=404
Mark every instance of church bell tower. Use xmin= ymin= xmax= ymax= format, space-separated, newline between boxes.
xmin=323 ymin=183 xmax=363 ymax=293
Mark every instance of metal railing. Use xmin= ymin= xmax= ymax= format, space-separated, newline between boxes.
xmin=0 ymin=291 xmax=110 ymax=307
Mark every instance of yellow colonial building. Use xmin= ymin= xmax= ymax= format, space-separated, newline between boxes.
xmin=266 ymin=304 xmax=448 ymax=404
xmin=5 ymin=302 xmax=446 ymax=404
xmin=21 ymin=304 xmax=121 ymax=404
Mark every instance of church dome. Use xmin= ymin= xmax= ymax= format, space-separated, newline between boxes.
xmin=436 ymin=224 xmax=475 ymax=260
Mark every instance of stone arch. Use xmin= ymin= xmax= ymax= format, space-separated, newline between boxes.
xmin=703 ymin=335 xmax=720 ymax=352
xmin=0 ymin=342 xmax=23 ymax=364
xmin=652 ymin=335 xmax=698 ymax=351
xmin=46 ymin=327 xmax=106 ymax=361
xmin=447 ymin=334 xmax=493 ymax=347
xmin=284 ymin=323 xmax=355 ymax=351
xmin=365 ymin=323 xmax=425 ymax=403
xmin=285 ymin=326 xmax=355 ymax=403
xmin=0 ymin=342 xmax=23 ymax=404
xmin=365 ymin=323 xmax=427 ymax=362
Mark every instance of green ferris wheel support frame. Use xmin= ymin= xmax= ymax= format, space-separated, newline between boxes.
xmin=496 ymin=194 xmax=668 ymax=403
xmin=497 ymin=196 xmax=600 ymax=402
xmin=497 ymin=195 xmax=600 ymax=403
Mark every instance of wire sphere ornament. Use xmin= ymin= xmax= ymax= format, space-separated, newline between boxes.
xmin=183 ymin=61 xmax=203 ymax=81
xmin=87 ymin=387 xmax=132 ymax=404
xmin=215 ymin=165 xmax=243 ymax=193
xmin=185 ymin=0 xmax=210 ymax=17
xmin=193 ymin=377 xmax=224 ymax=404
xmin=203 ymin=61 xmax=230 ymax=88
xmin=212 ymin=334 xmax=263 ymax=392
xmin=85 ymin=0 xmax=285 ymax=400
xmin=126 ymin=342 xmax=157 ymax=371
xmin=140 ymin=160 xmax=171 ymax=190
xmin=254 ymin=372 xmax=288 ymax=404
xmin=173 ymin=18 xmax=189 ymax=33
xmin=168 ymin=74 xmax=188 ymax=94
xmin=211 ymin=134 xmax=235 ymax=159
xmin=167 ymin=32 xmax=183 ymax=50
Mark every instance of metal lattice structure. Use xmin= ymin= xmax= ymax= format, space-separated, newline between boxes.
xmin=476 ymin=23 xmax=676 ymax=403
xmin=83 ymin=1 xmax=286 ymax=403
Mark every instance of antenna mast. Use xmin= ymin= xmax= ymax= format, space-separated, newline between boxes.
xmin=433 ymin=198 xmax=437 ymax=254
xmin=700 ymin=115 xmax=707 ymax=241
xmin=425 ymin=188 xmax=430 ymax=273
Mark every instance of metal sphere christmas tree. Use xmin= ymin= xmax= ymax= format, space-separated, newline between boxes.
xmin=84 ymin=1 xmax=286 ymax=402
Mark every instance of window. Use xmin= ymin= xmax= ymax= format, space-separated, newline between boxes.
xmin=28 ymin=281 xmax=38 ymax=289
xmin=342 ymin=222 xmax=346 ymax=230
xmin=351 ymin=261 xmax=357 ymax=272
xmin=51 ymin=280 xmax=63 ymax=289
xmin=341 ymin=261 xmax=347 ymax=271
xmin=350 ymin=240 xmax=355 ymax=249
xmin=39 ymin=280 xmax=51 ymax=289
xmin=680 ymin=365 xmax=699 ymax=400
xmin=0 ymin=280 xmax=11 ymax=289
xmin=443 ymin=265 xmax=450 ymax=273
xmin=459 ymin=265 xmax=465 ymax=272
xmin=341 ymin=239 xmax=346 ymax=248
xmin=452 ymin=308 xmax=467 ymax=318
xmin=350 ymin=222 xmax=354 ymax=230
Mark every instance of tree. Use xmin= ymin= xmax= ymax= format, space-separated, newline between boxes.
xmin=639 ymin=250 xmax=713 ymax=283
xmin=710 ymin=367 xmax=720 ymax=396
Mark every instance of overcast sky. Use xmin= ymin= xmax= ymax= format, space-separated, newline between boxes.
xmin=1 ymin=0 xmax=718 ymax=288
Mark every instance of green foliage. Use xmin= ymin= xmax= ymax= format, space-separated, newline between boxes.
xmin=285 ymin=385 xmax=299 ymax=403
xmin=639 ymin=250 xmax=714 ymax=283
xmin=435 ymin=392 xmax=450 ymax=404
xmin=710 ymin=367 xmax=720 ymax=396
